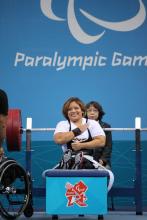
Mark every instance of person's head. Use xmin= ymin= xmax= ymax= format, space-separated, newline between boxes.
xmin=0 ymin=89 xmax=8 ymax=116
xmin=62 ymin=97 xmax=85 ymax=122
xmin=85 ymin=101 xmax=105 ymax=121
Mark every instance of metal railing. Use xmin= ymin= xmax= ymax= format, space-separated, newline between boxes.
xmin=24 ymin=117 xmax=146 ymax=215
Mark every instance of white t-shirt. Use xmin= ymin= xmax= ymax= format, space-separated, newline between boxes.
xmin=54 ymin=118 xmax=105 ymax=152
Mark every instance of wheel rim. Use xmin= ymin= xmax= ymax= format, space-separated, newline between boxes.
xmin=0 ymin=160 xmax=30 ymax=219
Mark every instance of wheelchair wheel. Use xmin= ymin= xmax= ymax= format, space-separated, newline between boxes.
xmin=0 ymin=158 xmax=30 ymax=220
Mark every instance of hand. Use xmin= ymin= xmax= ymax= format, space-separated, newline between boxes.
xmin=78 ymin=123 xmax=88 ymax=133
xmin=98 ymin=159 xmax=104 ymax=165
xmin=71 ymin=141 xmax=82 ymax=151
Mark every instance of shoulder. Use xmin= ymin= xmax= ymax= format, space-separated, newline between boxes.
xmin=86 ymin=118 xmax=98 ymax=126
xmin=54 ymin=120 xmax=70 ymax=132
xmin=56 ymin=120 xmax=69 ymax=126
xmin=87 ymin=119 xmax=103 ymax=130
xmin=100 ymin=121 xmax=111 ymax=128
xmin=87 ymin=119 xmax=105 ymax=136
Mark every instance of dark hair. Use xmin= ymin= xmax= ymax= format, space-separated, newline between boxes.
xmin=0 ymin=89 xmax=8 ymax=116
xmin=62 ymin=97 xmax=85 ymax=120
xmin=85 ymin=101 xmax=105 ymax=121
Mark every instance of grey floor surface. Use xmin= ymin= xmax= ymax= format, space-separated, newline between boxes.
xmin=16 ymin=212 xmax=147 ymax=220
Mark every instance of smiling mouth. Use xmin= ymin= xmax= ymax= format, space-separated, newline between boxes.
xmin=71 ymin=113 xmax=79 ymax=116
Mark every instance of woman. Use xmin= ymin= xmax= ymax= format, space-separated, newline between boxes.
xmin=86 ymin=101 xmax=114 ymax=218
xmin=52 ymin=97 xmax=114 ymax=192
xmin=54 ymin=97 xmax=106 ymax=169
xmin=86 ymin=101 xmax=112 ymax=170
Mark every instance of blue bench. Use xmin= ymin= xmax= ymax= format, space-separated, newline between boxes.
xmin=45 ymin=169 xmax=109 ymax=217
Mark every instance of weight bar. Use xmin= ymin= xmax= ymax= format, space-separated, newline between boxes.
xmin=3 ymin=109 xmax=146 ymax=152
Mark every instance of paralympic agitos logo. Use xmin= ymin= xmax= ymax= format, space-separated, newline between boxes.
xmin=40 ymin=0 xmax=146 ymax=44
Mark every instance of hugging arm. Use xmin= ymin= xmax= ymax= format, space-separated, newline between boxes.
xmin=71 ymin=135 xmax=106 ymax=151
xmin=54 ymin=123 xmax=88 ymax=145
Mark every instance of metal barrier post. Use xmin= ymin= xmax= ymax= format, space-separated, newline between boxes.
xmin=26 ymin=118 xmax=32 ymax=174
xmin=134 ymin=117 xmax=142 ymax=215
xmin=135 ymin=128 xmax=142 ymax=214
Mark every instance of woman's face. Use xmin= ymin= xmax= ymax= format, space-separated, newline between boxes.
xmin=67 ymin=101 xmax=83 ymax=122
xmin=86 ymin=105 xmax=99 ymax=121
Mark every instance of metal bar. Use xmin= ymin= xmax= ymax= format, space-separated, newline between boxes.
xmin=104 ymin=128 xmax=136 ymax=131
xmin=26 ymin=129 xmax=32 ymax=174
xmin=22 ymin=128 xmax=55 ymax=132
xmin=22 ymin=127 xmax=147 ymax=132
xmin=135 ymin=129 xmax=142 ymax=215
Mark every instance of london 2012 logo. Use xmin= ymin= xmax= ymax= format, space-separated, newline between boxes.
xmin=40 ymin=0 xmax=146 ymax=44
xmin=65 ymin=180 xmax=88 ymax=207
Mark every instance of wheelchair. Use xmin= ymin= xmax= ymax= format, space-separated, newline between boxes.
xmin=0 ymin=157 xmax=33 ymax=220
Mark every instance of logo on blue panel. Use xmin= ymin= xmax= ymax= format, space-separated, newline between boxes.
xmin=40 ymin=0 xmax=146 ymax=44
xmin=65 ymin=180 xmax=88 ymax=207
